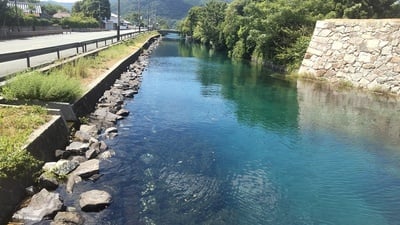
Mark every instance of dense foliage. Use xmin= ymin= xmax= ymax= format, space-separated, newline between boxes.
xmin=0 ymin=105 xmax=49 ymax=179
xmin=41 ymin=3 xmax=69 ymax=16
xmin=60 ymin=13 xmax=99 ymax=28
xmin=179 ymin=0 xmax=400 ymax=71
xmin=72 ymin=0 xmax=111 ymax=20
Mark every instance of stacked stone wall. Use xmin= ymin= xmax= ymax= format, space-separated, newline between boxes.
xmin=299 ymin=19 xmax=400 ymax=95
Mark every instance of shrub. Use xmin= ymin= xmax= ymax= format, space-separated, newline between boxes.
xmin=1 ymin=72 xmax=82 ymax=102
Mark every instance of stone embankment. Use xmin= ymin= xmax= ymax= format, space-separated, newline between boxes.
xmin=299 ymin=19 xmax=400 ymax=95
xmin=8 ymin=38 xmax=160 ymax=225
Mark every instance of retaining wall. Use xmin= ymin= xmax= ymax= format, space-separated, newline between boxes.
xmin=299 ymin=19 xmax=400 ymax=95
xmin=0 ymin=114 xmax=69 ymax=225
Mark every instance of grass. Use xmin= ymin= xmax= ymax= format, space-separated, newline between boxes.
xmin=1 ymin=31 xmax=159 ymax=102
xmin=0 ymin=105 xmax=50 ymax=179
xmin=1 ymin=71 xmax=82 ymax=103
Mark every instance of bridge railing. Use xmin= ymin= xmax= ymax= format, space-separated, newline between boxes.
xmin=0 ymin=31 xmax=140 ymax=69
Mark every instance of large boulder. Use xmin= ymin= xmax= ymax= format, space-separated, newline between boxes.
xmin=12 ymin=189 xmax=63 ymax=223
xmin=79 ymin=190 xmax=111 ymax=212
xmin=73 ymin=130 xmax=91 ymax=143
xmin=65 ymin=142 xmax=89 ymax=155
xmin=38 ymin=173 xmax=59 ymax=190
xmin=79 ymin=124 xmax=99 ymax=137
xmin=72 ymin=159 xmax=99 ymax=178
xmin=51 ymin=160 xmax=79 ymax=176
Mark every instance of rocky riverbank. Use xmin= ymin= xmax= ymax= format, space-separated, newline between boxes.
xmin=8 ymin=38 xmax=160 ymax=225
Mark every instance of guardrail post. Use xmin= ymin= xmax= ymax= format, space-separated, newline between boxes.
xmin=57 ymin=49 xmax=60 ymax=60
xmin=96 ymin=41 xmax=98 ymax=48
xmin=26 ymin=52 xmax=30 ymax=68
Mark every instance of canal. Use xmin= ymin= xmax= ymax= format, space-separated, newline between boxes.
xmin=67 ymin=34 xmax=400 ymax=225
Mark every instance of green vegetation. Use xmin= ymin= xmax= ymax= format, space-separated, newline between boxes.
xmin=72 ymin=0 xmax=110 ymax=20
xmin=179 ymin=0 xmax=400 ymax=71
xmin=0 ymin=106 xmax=49 ymax=179
xmin=41 ymin=3 xmax=69 ymax=16
xmin=60 ymin=14 xmax=99 ymax=29
xmin=1 ymin=72 xmax=82 ymax=102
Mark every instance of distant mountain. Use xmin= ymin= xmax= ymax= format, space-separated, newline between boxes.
xmin=110 ymin=0 xmax=231 ymax=21
xmin=40 ymin=0 xmax=74 ymax=11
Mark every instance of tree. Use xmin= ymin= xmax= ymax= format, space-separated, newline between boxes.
xmin=333 ymin=0 xmax=399 ymax=18
xmin=72 ymin=0 xmax=110 ymax=20
xmin=0 ymin=0 xmax=10 ymax=27
xmin=42 ymin=3 xmax=69 ymax=16
xmin=181 ymin=0 xmax=400 ymax=71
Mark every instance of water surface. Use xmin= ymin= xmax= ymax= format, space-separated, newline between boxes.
xmin=70 ymin=35 xmax=400 ymax=225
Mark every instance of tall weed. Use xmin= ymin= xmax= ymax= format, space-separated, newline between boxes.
xmin=2 ymin=72 xmax=82 ymax=102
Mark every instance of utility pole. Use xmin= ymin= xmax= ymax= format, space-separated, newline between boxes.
xmin=138 ymin=0 xmax=140 ymax=33
xmin=117 ymin=0 xmax=120 ymax=40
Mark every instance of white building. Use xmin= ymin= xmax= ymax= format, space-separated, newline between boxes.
xmin=103 ymin=13 xmax=131 ymax=30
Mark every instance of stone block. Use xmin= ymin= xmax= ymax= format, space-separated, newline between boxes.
xmin=332 ymin=41 xmax=343 ymax=50
xmin=390 ymin=56 xmax=400 ymax=63
xmin=358 ymin=52 xmax=372 ymax=63
xmin=344 ymin=54 xmax=356 ymax=64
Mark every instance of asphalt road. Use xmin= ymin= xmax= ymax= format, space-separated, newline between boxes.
xmin=0 ymin=29 xmax=136 ymax=77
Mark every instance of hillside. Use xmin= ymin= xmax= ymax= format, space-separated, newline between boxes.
xmin=110 ymin=0 xmax=231 ymax=21
xmin=40 ymin=0 xmax=74 ymax=11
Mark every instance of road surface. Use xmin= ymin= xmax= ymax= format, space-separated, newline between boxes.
xmin=0 ymin=30 xmax=136 ymax=77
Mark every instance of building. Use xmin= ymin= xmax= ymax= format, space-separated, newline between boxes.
xmin=7 ymin=1 xmax=42 ymax=17
xmin=103 ymin=13 xmax=131 ymax=30
xmin=53 ymin=11 xmax=71 ymax=19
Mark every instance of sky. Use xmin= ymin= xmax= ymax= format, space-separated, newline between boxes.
xmin=41 ymin=0 xmax=79 ymax=3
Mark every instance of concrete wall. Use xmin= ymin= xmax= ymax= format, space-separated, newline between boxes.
xmin=0 ymin=26 xmax=64 ymax=39
xmin=299 ymin=19 xmax=400 ymax=95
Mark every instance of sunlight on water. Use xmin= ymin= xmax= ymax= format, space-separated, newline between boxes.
xmin=81 ymin=35 xmax=400 ymax=225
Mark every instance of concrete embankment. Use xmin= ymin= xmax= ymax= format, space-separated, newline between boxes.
xmin=0 ymin=34 xmax=160 ymax=225
xmin=299 ymin=19 xmax=400 ymax=95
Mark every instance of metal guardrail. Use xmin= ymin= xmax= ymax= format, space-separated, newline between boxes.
xmin=0 ymin=31 xmax=140 ymax=68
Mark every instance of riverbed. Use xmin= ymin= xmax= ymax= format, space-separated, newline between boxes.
xmin=64 ymin=34 xmax=400 ymax=225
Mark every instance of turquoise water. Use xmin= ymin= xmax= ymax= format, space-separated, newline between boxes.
xmin=76 ymin=36 xmax=400 ymax=224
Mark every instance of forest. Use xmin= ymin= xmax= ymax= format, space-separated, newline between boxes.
xmin=179 ymin=0 xmax=400 ymax=71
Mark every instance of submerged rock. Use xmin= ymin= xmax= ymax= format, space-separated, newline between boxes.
xmin=12 ymin=189 xmax=63 ymax=223
xmin=79 ymin=190 xmax=111 ymax=212
xmin=66 ymin=174 xmax=82 ymax=194
xmin=51 ymin=211 xmax=85 ymax=225
xmin=140 ymin=153 xmax=155 ymax=165
xmin=116 ymin=109 xmax=129 ymax=117
xmin=97 ymin=150 xmax=116 ymax=160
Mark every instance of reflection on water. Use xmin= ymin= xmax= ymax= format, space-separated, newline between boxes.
xmin=71 ymin=36 xmax=400 ymax=225
xmin=297 ymin=80 xmax=400 ymax=151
